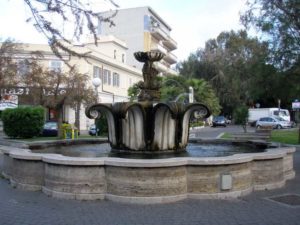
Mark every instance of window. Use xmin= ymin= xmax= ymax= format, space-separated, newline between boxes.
xmin=129 ymin=78 xmax=132 ymax=86
xmin=113 ymin=72 xmax=120 ymax=87
xmin=122 ymin=54 xmax=125 ymax=63
xmin=49 ymin=60 xmax=62 ymax=72
xmin=103 ymin=69 xmax=111 ymax=85
xmin=114 ymin=50 xmax=117 ymax=59
xmin=93 ymin=66 xmax=102 ymax=79
xmin=17 ymin=59 xmax=30 ymax=76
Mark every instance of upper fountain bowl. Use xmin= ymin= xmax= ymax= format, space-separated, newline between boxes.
xmin=134 ymin=51 xmax=165 ymax=63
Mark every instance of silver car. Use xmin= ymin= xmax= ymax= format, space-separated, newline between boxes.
xmin=256 ymin=116 xmax=292 ymax=129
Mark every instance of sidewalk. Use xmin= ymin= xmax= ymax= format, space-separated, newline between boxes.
xmin=0 ymin=145 xmax=299 ymax=225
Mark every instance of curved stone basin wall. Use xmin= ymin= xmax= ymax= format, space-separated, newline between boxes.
xmin=0 ymin=144 xmax=295 ymax=204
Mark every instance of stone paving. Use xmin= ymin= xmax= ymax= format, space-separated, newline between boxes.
xmin=0 ymin=145 xmax=300 ymax=225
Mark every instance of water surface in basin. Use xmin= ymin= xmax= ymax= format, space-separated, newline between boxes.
xmin=32 ymin=142 xmax=267 ymax=159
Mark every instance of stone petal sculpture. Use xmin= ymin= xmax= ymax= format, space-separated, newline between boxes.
xmin=86 ymin=51 xmax=210 ymax=153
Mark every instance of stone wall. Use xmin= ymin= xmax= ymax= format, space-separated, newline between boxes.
xmin=0 ymin=145 xmax=295 ymax=203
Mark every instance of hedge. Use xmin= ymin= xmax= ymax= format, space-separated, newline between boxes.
xmin=2 ymin=106 xmax=45 ymax=138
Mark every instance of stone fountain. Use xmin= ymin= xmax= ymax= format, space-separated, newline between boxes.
xmin=85 ymin=51 xmax=210 ymax=153
xmin=0 ymin=51 xmax=295 ymax=203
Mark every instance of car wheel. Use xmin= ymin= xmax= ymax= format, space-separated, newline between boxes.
xmin=256 ymin=125 xmax=261 ymax=129
xmin=276 ymin=124 xmax=282 ymax=129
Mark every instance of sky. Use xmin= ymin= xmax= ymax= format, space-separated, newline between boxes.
xmin=0 ymin=0 xmax=248 ymax=61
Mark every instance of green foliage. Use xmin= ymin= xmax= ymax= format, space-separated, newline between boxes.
xmin=190 ymin=120 xmax=204 ymax=127
xmin=162 ymin=75 xmax=221 ymax=115
xmin=2 ymin=106 xmax=45 ymax=138
xmin=233 ymin=105 xmax=249 ymax=125
xmin=178 ymin=30 xmax=280 ymax=115
xmin=96 ymin=115 xmax=108 ymax=136
xmin=233 ymin=105 xmax=249 ymax=126
xmin=241 ymin=0 xmax=300 ymax=68
xmin=127 ymin=75 xmax=221 ymax=115
xmin=127 ymin=83 xmax=140 ymax=102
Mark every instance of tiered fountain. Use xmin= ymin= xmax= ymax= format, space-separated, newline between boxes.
xmin=0 ymin=51 xmax=295 ymax=203
xmin=86 ymin=51 xmax=210 ymax=153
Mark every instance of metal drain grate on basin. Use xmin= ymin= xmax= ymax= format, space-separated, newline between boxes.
xmin=269 ymin=194 xmax=300 ymax=206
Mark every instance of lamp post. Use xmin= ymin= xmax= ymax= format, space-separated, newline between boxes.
xmin=189 ymin=86 xmax=194 ymax=103
xmin=92 ymin=77 xmax=102 ymax=137
xmin=92 ymin=77 xmax=101 ymax=103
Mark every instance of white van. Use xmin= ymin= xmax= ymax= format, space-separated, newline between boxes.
xmin=248 ymin=108 xmax=290 ymax=125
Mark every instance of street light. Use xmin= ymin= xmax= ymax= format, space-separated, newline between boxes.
xmin=92 ymin=77 xmax=115 ymax=103
xmin=92 ymin=77 xmax=101 ymax=102
xmin=189 ymin=86 xmax=194 ymax=103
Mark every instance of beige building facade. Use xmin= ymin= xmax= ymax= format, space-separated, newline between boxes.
xmin=4 ymin=35 xmax=142 ymax=132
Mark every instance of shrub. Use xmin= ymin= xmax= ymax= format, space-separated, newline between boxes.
xmin=2 ymin=106 xmax=45 ymax=138
xmin=190 ymin=120 xmax=204 ymax=127
xmin=96 ymin=115 xmax=108 ymax=136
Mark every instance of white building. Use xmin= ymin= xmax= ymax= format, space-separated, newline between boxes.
xmin=98 ymin=7 xmax=178 ymax=75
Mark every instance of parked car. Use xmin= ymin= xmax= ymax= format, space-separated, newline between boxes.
xmin=212 ymin=116 xmax=227 ymax=127
xmin=256 ymin=116 xmax=292 ymax=129
xmin=42 ymin=121 xmax=58 ymax=136
xmin=88 ymin=124 xmax=98 ymax=136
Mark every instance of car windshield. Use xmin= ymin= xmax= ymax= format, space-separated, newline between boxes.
xmin=274 ymin=110 xmax=289 ymax=117
xmin=44 ymin=122 xmax=57 ymax=129
xmin=274 ymin=116 xmax=285 ymax=121
xmin=214 ymin=116 xmax=225 ymax=120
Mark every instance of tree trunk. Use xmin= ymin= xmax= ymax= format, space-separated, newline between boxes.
xmin=75 ymin=101 xmax=81 ymax=132
xmin=298 ymin=125 xmax=300 ymax=144
xmin=242 ymin=124 xmax=247 ymax=133
xmin=56 ymin=105 xmax=64 ymax=139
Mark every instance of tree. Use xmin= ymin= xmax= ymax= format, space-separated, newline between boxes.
xmin=0 ymin=40 xmax=97 ymax=137
xmin=127 ymin=83 xmax=140 ymax=102
xmin=128 ymin=75 xmax=221 ymax=115
xmin=233 ymin=105 xmax=249 ymax=133
xmin=0 ymin=39 xmax=20 ymax=87
xmin=178 ymin=30 xmax=271 ymax=116
xmin=68 ymin=71 xmax=96 ymax=132
xmin=241 ymin=0 xmax=300 ymax=68
xmin=20 ymin=0 xmax=118 ymax=61
xmin=19 ymin=59 xmax=96 ymax=137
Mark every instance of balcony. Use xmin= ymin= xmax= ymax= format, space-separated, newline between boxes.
xmin=154 ymin=61 xmax=168 ymax=73
xmin=150 ymin=27 xmax=168 ymax=41
xmin=163 ymin=37 xmax=177 ymax=51
xmin=150 ymin=43 xmax=167 ymax=55
xmin=164 ymin=52 xmax=177 ymax=64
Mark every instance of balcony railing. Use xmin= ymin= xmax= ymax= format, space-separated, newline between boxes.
xmin=150 ymin=43 xmax=167 ymax=55
xmin=163 ymin=37 xmax=177 ymax=50
xmin=150 ymin=27 xmax=168 ymax=41
xmin=164 ymin=52 xmax=177 ymax=64
xmin=153 ymin=61 xmax=168 ymax=73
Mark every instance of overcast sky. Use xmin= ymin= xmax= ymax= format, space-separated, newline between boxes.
xmin=0 ymin=0 xmax=248 ymax=61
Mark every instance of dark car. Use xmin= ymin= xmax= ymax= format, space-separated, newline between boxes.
xmin=212 ymin=116 xmax=226 ymax=127
xmin=42 ymin=121 xmax=58 ymax=136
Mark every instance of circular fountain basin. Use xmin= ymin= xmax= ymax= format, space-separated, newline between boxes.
xmin=30 ymin=139 xmax=268 ymax=158
xmin=0 ymin=139 xmax=295 ymax=204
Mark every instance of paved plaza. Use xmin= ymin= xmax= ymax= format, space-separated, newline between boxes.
xmin=0 ymin=128 xmax=300 ymax=225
